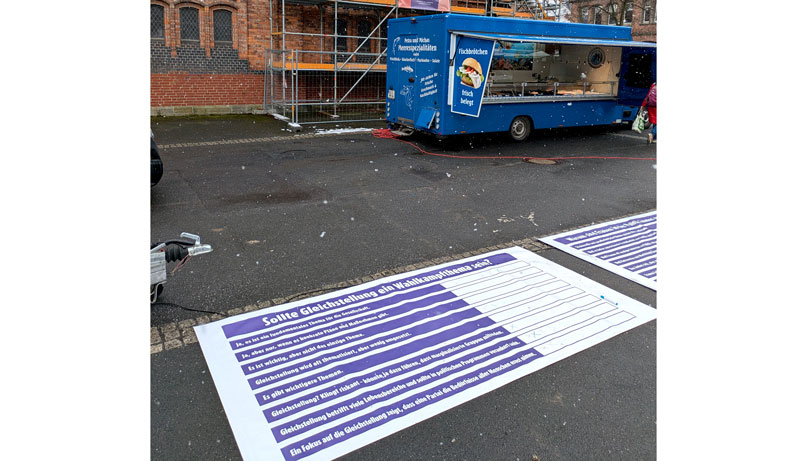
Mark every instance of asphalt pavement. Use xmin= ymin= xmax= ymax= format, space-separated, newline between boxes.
xmin=150 ymin=114 xmax=656 ymax=460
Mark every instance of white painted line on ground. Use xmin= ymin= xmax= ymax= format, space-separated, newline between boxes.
xmin=609 ymin=132 xmax=649 ymax=141
xmin=159 ymin=130 xmax=375 ymax=149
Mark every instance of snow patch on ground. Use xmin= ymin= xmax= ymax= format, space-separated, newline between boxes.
xmin=314 ymin=128 xmax=374 ymax=135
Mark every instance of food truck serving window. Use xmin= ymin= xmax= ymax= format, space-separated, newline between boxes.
xmin=452 ymin=32 xmax=655 ymax=101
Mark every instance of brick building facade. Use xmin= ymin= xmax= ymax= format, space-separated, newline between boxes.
xmin=150 ymin=1 xmax=564 ymax=116
xmin=150 ymin=0 xmax=260 ymax=115
xmin=150 ymin=0 xmax=422 ymax=116
xmin=569 ymin=0 xmax=656 ymax=42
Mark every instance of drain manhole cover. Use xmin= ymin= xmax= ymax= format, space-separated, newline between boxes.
xmin=525 ymin=158 xmax=557 ymax=165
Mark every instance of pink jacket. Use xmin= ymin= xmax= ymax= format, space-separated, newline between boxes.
xmin=642 ymin=83 xmax=656 ymax=125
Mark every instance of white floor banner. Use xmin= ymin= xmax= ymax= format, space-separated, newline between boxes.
xmin=539 ymin=212 xmax=657 ymax=290
xmin=195 ymin=246 xmax=656 ymax=461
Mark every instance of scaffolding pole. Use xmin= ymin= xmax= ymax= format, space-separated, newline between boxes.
xmin=334 ymin=0 xmax=339 ymax=116
xmin=269 ymin=0 xmax=555 ymax=125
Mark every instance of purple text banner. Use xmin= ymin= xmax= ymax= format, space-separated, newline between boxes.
xmin=195 ymin=246 xmax=656 ymax=460
xmin=540 ymin=212 xmax=657 ymax=290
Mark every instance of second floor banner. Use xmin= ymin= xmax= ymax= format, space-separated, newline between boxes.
xmin=397 ymin=0 xmax=450 ymax=12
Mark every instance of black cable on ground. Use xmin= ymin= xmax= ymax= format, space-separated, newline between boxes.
xmin=152 ymin=301 xmax=229 ymax=317
xmin=284 ymin=284 xmax=358 ymax=303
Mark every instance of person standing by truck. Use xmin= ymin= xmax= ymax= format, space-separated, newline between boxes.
xmin=643 ymin=82 xmax=657 ymax=143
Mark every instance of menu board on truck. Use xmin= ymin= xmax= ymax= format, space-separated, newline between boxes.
xmin=450 ymin=36 xmax=495 ymax=117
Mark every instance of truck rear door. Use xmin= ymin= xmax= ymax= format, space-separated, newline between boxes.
xmin=388 ymin=34 xmax=418 ymax=127
xmin=618 ymin=46 xmax=657 ymax=106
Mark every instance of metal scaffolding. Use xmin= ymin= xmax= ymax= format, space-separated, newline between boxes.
xmin=265 ymin=0 xmax=561 ymax=126
xmin=489 ymin=0 xmax=563 ymax=20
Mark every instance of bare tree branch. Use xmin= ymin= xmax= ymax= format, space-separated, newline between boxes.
xmin=571 ymin=0 xmax=654 ymax=25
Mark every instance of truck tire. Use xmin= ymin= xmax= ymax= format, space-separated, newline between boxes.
xmin=509 ymin=116 xmax=531 ymax=142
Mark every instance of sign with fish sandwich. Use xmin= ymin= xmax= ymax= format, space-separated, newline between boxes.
xmin=450 ymin=36 xmax=495 ymax=117
xmin=456 ymin=58 xmax=483 ymax=89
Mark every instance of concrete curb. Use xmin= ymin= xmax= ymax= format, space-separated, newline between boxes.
xmin=151 ymin=104 xmax=265 ymax=117
xmin=151 ymin=236 xmax=549 ymax=354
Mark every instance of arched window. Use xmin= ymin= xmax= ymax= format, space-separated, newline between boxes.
xmin=335 ymin=18 xmax=348 ymax=53
xmin=623 ymin=3 xmax=634 ymax=24
xmin=151 ymin=4 xmax=165 ymax=39
xmin=214 ymin=9 xmax=233 ymax=42
xmin=607 ymin=3 xmax=618 ymax=25
xmin=642 ymin=1 xmax=653 ymax=24
xmin=356 ymin=19 xmax=372 ymax=62
xmin=180 ymin=7 xmax=200 ymax=41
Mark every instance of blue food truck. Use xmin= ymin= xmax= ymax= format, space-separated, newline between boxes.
xmin=385 ymin=14 xmax=656 ymax=141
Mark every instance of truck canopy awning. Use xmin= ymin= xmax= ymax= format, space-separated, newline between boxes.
xmin=452 ymin=31 xmax=657 ymax=48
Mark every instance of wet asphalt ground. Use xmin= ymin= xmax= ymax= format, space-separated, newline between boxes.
xmin=150 ymin=114 xmax=656 ymax=460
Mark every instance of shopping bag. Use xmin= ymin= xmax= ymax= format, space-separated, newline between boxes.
xmin=632 ymin=107 xmax=646 ymax=133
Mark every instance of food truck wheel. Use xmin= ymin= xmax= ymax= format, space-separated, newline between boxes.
xmin=509 ymin=116 xmax=532 ymax=142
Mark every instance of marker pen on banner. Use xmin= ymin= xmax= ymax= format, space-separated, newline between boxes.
xmin=600 ymin=295 xmax=618 ymax=306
